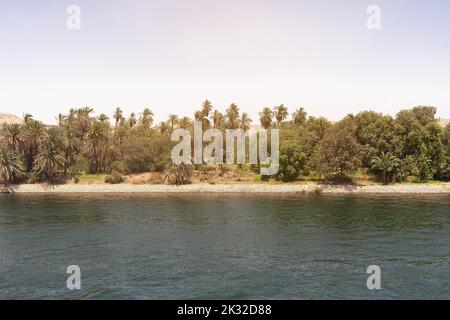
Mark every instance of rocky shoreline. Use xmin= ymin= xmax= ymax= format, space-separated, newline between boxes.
xmin=2 ymin=183 xmax=449 ymax=194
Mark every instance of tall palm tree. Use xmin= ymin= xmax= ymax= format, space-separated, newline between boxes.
xmin=59 ymin=126 xmax=80 ymax=176
xmin=139 ymin=108 xmax=154 ymax=130
xmin=259 ymin=107 xmax=273 ymax=129
xmin=128 ymin=113 xmax=137 ymax=128
xmin=239 ymin=112 xmax=252 ymax=131
xmin=75 ymin=107 xmax=94 ymax=138
xmin=273 ymin=104 xmax=288 ymax=126
xmin=292 ymin=107 xmax=307 ymax=126
xmin=168 ymin=114 xmax=179 ymax=130
xmin=225 ymin=103 xmax=240 ymax=129
xmin=201 ymin=100 xmax=213 ymax=118
xmin=21 ymin=119 xmax=46 ymax=172
xmin=34 ymin=134 xmax=64 ymax=182
xmin=0 ymin=148 xmax=24 ymax=186
xmin=113 ymin=107 xmax=123 ymax=131
xmin=85 ymin=120 xmax=109 ymax=173
xmin=211 ymin=110 xmax=224 ymax=128
xmin=371 ymin=151 xmax=400 ymax=185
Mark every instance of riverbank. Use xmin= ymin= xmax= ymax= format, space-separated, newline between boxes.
xmin=2 ymin=183 xmax=449 ymax=194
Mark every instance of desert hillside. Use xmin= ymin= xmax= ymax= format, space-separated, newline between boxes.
xmin=0 ymin=112 xmax=23 ymax=125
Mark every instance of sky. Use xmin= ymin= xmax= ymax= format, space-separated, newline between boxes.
xmin=0 ymin=0 xmax=449 ymax=124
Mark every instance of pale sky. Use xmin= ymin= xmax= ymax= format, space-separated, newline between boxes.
xmin=1 ymin=0 xmax=449 ymax=124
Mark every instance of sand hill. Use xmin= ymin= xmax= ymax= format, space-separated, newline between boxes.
xmin=0 ymin=112 xmax=23 ymax=125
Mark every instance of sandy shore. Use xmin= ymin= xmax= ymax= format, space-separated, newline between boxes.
xmin=2 ymin=183 xmax=449 ymax=194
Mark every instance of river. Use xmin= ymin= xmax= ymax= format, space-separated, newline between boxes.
xmin=0 ymin=194 xmax=449 ymax=299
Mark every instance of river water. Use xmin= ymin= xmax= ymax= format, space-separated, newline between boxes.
xmin=0 ymin=194 xmax=449 ymax=299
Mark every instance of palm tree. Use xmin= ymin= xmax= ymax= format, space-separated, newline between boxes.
xmin=259 ymin=107 xmax=273 ymax=129
xmin=23 ymin=113 xmax=33 ymax=123
xmin=128 ymin=113 xmax=137 ymax=128
xmin=201 ymin=100 xmax=213 ymax=118
xmin=85 ymin=120 xmax=109 ymax=173
xmin=194 ymin=110 xmax=209 ymax=129
xmin=163 ymin=163 xmax=194 ymax=185
xmin=273 ymin=104 xmax=288 ymax=126
xmin=292 ymin=107 xmax=307 ymax=126
xmin=97 ymin=113 xmax=110 ymax=124
xmin=1 ymin=124 xmax=22 ymax=151
xmin=113 ymin=107 xmax=123 ymax=131
xmin=211 ymin=110 xmax=224 ymax=128
xmin=371 ymin=152 xmax=400 ymax=185
xmin=139 ymin=108 xmax=154 ymax=130
xmin=59 ymin=126 xmax=80 ymax=176
xmin=21 ymin=119 xmax=46 ymax=172
xmin=226 ymin=103 xmax=240 ymax=129
xmin=179 ymin=117 xmax=192 ymax=129
xmin=168 ymin=114 xmax=179 ymax=130
xmin=0 ymin=148 xmax=24 ymax=186
xmin=34 ymin=135 xmax=64 ymax=182
xmin=75 ymin=107 xmax=94 ymax=138
xmin=157 ymin=121 xmax=171 ymax=135
xmin=239 ymin=112 xmax=252 ymax=131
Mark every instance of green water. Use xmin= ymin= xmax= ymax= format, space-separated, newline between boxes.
xmin=0 ymin=194 xmax=449 ymax=299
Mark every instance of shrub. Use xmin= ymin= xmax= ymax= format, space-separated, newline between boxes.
xmin=163 ymin=163 xmax=193 ymax=185
xmin=277 ymin=141 xmax=306 ymax=182
xmin=105 ymin=171 xmax=124 ymax=184
xmin=120 ymin=134 xmax=171 ymax=173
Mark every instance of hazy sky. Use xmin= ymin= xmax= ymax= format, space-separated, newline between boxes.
xmin=1 ymin=0 xmax=449 ymax=124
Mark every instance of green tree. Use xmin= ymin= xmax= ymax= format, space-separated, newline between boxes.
xmin=128 ymin=113 xmax=137 ymax=128
xmin=34 ymin=129 xmax=65 ymax=182
xmin=211 ymin=110 xmax=224 ymax=128
xmin=1 ymin=123 xmax=22 ymax=151
xmin=277 ymin=141 xmax=306 ymax=181
xmin=0 ymin=148 xmax=24 ymax=186
xmin=139 ymin=108 xmax=154 ymax=130
xmin=114 ymin=107 xmax=123 ymax=131
xmin=318 ymin=117 xmax=361 ymax=177
xmin=370 ymin=152 xmax=400 ymax=184
xmin=292 ymin=108 xmax=307 ymax=126
xmin=239 ymin=112 xmax=252 ymax=131
xmin=259 ymin=107 xmax=273 ymax=129
xmin=168 ymin=114 xmax=179 ymax=130
xmin=225 ymin=103 xmax=240 ymax=129
xmin=273 ymin=104 xmax=288 ymax=126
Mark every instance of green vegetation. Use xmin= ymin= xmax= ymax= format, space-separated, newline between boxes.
xmin=105 ymin=171 xmax=124 ymax=184
xmin=0 ymin=103 xmax=449 ymax=185
xmin=163 ymin=163 xmax=194 ymax=185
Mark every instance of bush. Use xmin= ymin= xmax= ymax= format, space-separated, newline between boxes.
xmin=73 ymin=176 xmax=80 ymax=184
xmin=277 ymin=141 xmax=306 ymax=182
xmin=105 ymin=171 xmax=124 ymax=184
xmin=120 ymin=134 xmax=171 ymax=173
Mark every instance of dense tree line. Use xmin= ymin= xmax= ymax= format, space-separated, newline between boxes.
xmin=0 ymin=102 xmax=449 ymax=186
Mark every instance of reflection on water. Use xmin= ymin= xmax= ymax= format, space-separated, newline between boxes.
xmin=0 ymin=194 xmax=449 ymax=299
